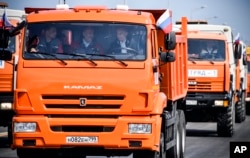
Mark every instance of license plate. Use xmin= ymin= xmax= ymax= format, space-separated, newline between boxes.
xmin=186 ymin=100 xmax=197 ymax=105
xmin=66 ymin=136 xmax=98 ymax=143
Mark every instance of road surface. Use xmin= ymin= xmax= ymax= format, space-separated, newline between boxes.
xmin=1 ymin=116 xmax=250 ymax=158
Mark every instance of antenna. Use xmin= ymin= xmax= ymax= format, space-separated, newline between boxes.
xmin=123 ymin=0 xmax=127 ymax=5
xmin=58 ymin=0 xmax=66 ymax=4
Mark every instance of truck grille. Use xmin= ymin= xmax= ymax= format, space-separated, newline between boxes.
xmin=42 ymin=95 xmax=124 ymax=110
xmin=51 ymin=125 xmax=115 ymax=132
xmin=188 ymin=81 xmax=211 ymax=90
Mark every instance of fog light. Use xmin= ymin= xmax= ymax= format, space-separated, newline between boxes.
xmin=128 ymin=123 xmax=151 ymax=134
xmin=0 ymin=102 xmax=12 ymax=110
xmin=14 ymin=122 xmax=36 ymax=133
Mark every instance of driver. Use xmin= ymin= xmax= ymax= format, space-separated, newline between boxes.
xmin=72 ymin=26 xmax=103 ymax=54
xmin=108 ymin=26 xmax=137 ymax=54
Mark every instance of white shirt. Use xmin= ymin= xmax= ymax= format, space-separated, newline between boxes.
xmin=120 ymin=40 xmax=127 ymax=53
xmin=83 ymin=39 xmax=90 ymax=48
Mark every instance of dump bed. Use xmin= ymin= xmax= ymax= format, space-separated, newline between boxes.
xmin=160 ymin=19 xmax=188 ymax=101
xmin=143 ymin=10 xmax=188 ymax=101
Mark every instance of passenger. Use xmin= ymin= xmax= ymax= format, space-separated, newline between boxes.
xmin=108 ymin=26 xmax=137 ymax=54
xmin=31 ymin=25 xmax=63 ymax=53
xmin=72 ymin=26 xmax=103 ymax=54
xmin=200 ymin=40 xmax=218 ymax=58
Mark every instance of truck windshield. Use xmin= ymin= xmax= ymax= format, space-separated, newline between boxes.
xmin=23 ymin=22 xmax=147 ymax=61
xmin=188 ymin=39 xmax=225 ymax=61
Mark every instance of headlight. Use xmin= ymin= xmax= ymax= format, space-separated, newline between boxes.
xmin=0 ymin=102 xmax=12 ymax=110
xmin=14 ymin=122 xmax=36 ymax=133
xmin=214 ymin=100 xmax=228 ymax=107
xmin=128 ymin=123 xmax=151 ymax=134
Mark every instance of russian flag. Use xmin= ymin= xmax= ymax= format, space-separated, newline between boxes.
xmin=156 ymin=10 xmax=172 ymax=34
xmin=1 ymin=9 xmax=14 ymax=28
xmin=234 ymin=33 xmax=240 ymax=44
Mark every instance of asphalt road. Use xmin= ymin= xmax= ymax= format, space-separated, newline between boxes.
xmin=1 ymin=116 xmax=250 ymax=158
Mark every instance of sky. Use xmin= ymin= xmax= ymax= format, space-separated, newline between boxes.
xmin=4 ymin=0 xmax=250 ymax=45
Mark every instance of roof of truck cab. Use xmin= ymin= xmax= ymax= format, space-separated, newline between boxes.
xmin=25 ymin=7 xmax=157 ymax=25
xmin=187 ymin=31 xmax=228 ymax=41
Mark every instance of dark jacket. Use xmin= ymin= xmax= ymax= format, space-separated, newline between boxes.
xmin=108 ymin=38 xmax=137 ymax=54
xmin=72 ymin=41 xmax=103 ymax=54
xmin=37 ymin=37 xmax=63 ymax=53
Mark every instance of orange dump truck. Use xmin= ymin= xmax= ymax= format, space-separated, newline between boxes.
xmin=174 ymin=22 xmax=241 ymax=137
xmin=0 ymin=6 xmax=25 ymax=144
xmin=0 ymin=4 xmax=188 ymax=158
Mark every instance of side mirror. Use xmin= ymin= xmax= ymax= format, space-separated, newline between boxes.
xmin=165 ymin=31 xmax=176 ymax=50
xmin=0 ymin=29 xmax=10 ymax=48
xmin=234 ymin=43 xmax=242 ymax=59
xmin=9 ymin=20 xmax=26 ymax=37
xmin=0 ymin=50 xmax=12 ymax=61
xmin=160 ymin=51 xmax=176 ymax=63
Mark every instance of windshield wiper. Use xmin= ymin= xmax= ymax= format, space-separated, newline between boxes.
xmin=86 ymin=53 xmax=128 ymax=67
xmin=26 ymin=52 xmax=67 ymax=65
xmin=61 ymin=53 xmax=97 ymax=66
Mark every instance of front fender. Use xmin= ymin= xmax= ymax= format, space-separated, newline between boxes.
xmin=151 ymin=92 xmax=167 ymax=114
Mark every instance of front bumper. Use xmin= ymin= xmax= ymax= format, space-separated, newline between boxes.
xmin=185 ymin=92 xmax=229 ymax=109
xmin=12 ymin=115 xmax=161 ymax=151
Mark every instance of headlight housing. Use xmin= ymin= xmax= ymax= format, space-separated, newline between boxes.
xmin=14 ymin=122 xmax=37 ymax=133
xmin=128 ymin=123 xmax=151 ymax=134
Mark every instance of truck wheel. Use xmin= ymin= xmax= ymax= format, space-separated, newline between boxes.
xmin=235 ymin=94 xmax=246 ymax=123
xmin=166 ymin=110 xmax=181 ymax=158
xmin=133 ymin=133 xmax=165 ymax=158
xmin=217 ymin=98 xmax=234 ymax=137
xmin=177 ymin=110 xmax=186 ymax=158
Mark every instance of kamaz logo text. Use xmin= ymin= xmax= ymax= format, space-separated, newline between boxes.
xmin=64 ymin=85 xmax=102 ymax=90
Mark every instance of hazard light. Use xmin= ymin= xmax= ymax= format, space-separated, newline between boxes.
xmin=116 ymin=4 xmax=129 ymax=11
xmin=56 ymin=4 xmax=69 ymax=10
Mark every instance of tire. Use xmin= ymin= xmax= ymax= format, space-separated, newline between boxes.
xmin=217 ymin=98 xmax=234 ymax=137
xmin=177 ymin=110 xmax=186 ymax=158
xmin=235 ymin=94 xmax=246 ymax=123
xmin=166 ymin=110 xmax=181 ymax=158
